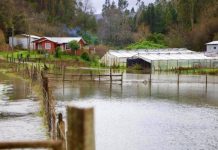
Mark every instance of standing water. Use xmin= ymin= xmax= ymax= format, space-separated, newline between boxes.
xmin=53 ymin=72 xmax=218 ymax=150
xmin=0 ymin=72 xmax=47 ymax=141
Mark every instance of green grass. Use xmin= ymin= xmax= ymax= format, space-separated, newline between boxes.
xmin=0 ymin=50 xmax=45 ymax=59
xmin=0 ymin=50 xmax=102 ymax=68
xmin=126 ymin=40 xmax=167 ymax=50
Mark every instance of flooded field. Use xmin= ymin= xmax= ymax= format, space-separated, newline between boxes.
xmin=0 ymin=73 xmax=47 ymax=141
xmin=53 ymin=73 xmax=218 ymax=150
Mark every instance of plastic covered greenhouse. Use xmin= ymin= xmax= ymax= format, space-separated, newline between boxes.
xmin=100 ymin=49 xmax=218 ymax=71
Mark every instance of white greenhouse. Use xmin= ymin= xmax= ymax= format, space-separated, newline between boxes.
xmin=100 ymin=48 xmax=218 ymax=72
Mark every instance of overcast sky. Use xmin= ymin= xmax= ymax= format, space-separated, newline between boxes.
xmin=90 ymin=0 xmax=155 ymax=14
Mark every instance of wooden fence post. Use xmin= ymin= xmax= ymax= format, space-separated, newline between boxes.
xmin=110 ymin=68 xmax=112 ymax=83
xmin=63 ymin=66 xmax=65 ymax=82
xmin=67 ymin=105 xmax=95 ymax=150
xmin=41 ymin=73 xmax=51 ymax=132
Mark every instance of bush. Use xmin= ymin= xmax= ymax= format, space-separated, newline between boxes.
xmin=54 ymin=46 xmax=62 ymax=58
xmin=126 ymin=40 xmax=166 ymax=50
xmin=146 ymin=33 xmax=167 ymax=46
xmin=81 ymin=52 xmax=90 ymax=61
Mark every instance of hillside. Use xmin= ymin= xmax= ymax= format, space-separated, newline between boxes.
xmin=0 ymin=0 xmax=217 ymax=52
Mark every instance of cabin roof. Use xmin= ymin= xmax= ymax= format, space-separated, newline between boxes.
xmin=33 ymin=37 xmax=86 ymax=44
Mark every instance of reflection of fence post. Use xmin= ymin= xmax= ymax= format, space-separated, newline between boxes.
xmin=149 ymin=73 xmax=152 ymax=85
xmin=121 ymin=72 xmax=124 ymax=85
xmin=67 ymin=105 xmax=95 ymax=150
xmin=98 ymin=70 xmax=100 ymax=82
xmin=205 ymin=74 xmax=208 ymax=91
xmin=177 ymin=72 xmax=180 ymax=85
xmin=90 ymin=71 xmax=93 ymax=80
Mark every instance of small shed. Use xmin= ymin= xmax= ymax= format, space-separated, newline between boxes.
xmin=9 ymin=34 xmax=41 ymax=50
xmin=206 ymin=41 xmax=218 ymax=56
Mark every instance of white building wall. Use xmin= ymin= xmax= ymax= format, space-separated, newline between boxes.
xmin=9 ymin=37 xmax=37 ymax=50
xmin=207 ymin=44 xmax=218 ymax=53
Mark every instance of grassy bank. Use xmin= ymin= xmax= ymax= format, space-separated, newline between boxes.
xmin=0 ymin=50 xmax=100 ymax=68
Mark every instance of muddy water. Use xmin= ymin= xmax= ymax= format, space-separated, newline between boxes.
xmin=0 ymin=73 xmax=47 ymax=141
xmin=53 ymin=73 xmax=218 ymax=150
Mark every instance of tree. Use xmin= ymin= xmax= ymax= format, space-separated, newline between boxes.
xmin=98 ymin=0 xmax=133 ymax=46
xmin=75 ymin=0 xmax=97 ymax=33
xmin=118 ymin=0 xmax=129 ymax=11
xmin=69 ymin=41 xmax=80 ymax=55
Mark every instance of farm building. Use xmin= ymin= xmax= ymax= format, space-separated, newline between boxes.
xmin=32 ymin=37 xmax=86 ymax=53
xmin=101 ymin=48 xmax=192 ymax=67
xmin=9 ymin=34 xmax=41 ymax=50
xmin=205 ymin=41 xmax=218 ymax=56
xmin=100 ymin=50 xmax=138 ymax=66
xmin=100 ymin=48 xmax=218 ymax=72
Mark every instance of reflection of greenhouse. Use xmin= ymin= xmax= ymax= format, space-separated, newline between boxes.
xmin=100 ymin=49 xmax=218 ymax=72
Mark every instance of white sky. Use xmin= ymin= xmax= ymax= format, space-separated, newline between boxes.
xmin=90 ymin=0 xmax=155 ymax=14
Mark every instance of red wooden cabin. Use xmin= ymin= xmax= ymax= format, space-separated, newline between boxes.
xmin=32 ymin=37 xmax=86 ymax=53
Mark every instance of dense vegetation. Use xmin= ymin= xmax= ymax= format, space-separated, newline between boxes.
xmin=0 ymin=0 xmax=217 ymax=51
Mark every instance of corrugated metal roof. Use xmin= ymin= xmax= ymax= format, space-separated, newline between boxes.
xmin=206 ymin=41 xmax=218 ymax=45
xmin=45 ymin=37 xmax=84 ymax=44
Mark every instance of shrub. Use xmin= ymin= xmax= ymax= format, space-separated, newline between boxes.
xmin=126 ymin=40 xmax=166 ymax=50
xmin=54 ymin=46 xmax=62 ymax=58
xmin=81 ymin=52 xmax=90 ymax=61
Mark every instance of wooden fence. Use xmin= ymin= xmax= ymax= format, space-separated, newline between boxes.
xmin=0 ymin=59 xmax=96 ymax=150
xmin=47 ymin=67 xmax=124 ymax=84
xmin=0 ymin=140 xmax=63 ymax=150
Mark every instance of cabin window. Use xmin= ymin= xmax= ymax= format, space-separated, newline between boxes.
xmin=66 ymin=44 xmax=70 ymax=50
xmin=45 ymin=43 xmax=51 ymax=49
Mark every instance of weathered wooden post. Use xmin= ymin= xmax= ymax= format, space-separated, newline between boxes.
xmin=41 ymin=72 xmax=51 ymax=132
xmin=63 ymin=66 xmax=65 ymax=82
xmin=121 ymin=72 xmax=124 ymax=85
xmin=67 ymin=104 xmax=95 ymax=150
xmin=110 ymin=68 xmax=112 ymax=83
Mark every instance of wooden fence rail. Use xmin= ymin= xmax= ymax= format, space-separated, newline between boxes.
xmin=0 ymin=140 xmax=63 ymax=150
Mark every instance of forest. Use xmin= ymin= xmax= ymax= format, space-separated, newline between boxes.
xmin=0 ymin=0 xmax=218 ymax=51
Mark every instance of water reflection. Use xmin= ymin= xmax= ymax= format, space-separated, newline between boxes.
xmin=0 ymin=73 xmax=47 ymax=141
xmin=53 ymin=73 xmax=218 ymax=150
